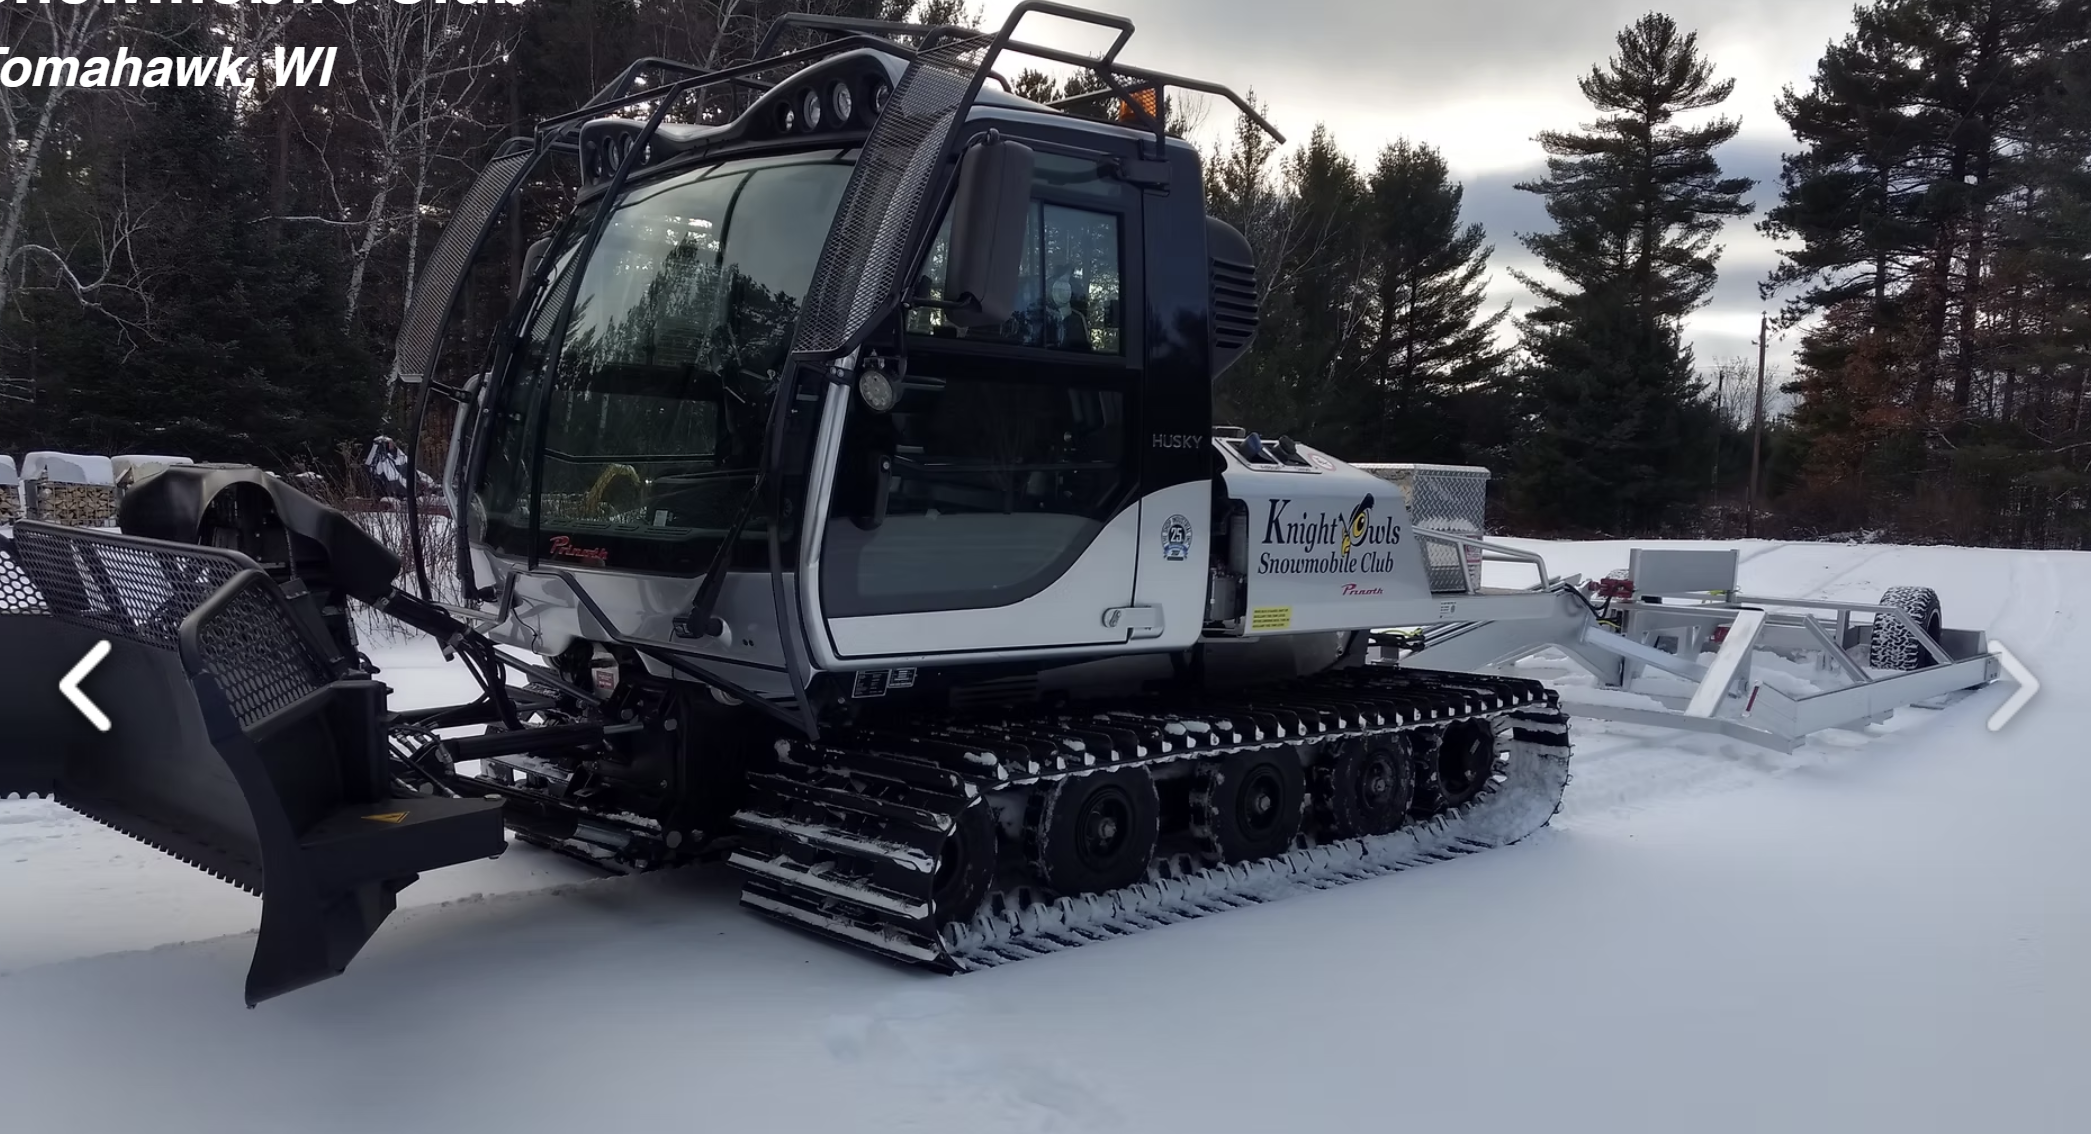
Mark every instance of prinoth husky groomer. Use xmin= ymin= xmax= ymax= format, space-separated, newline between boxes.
xmin=0 ymin=4 xmax=1595 ymax=1003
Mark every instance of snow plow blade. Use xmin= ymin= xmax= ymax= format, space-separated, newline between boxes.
xmin=0 ymin=520 xmax=506 ymax=1005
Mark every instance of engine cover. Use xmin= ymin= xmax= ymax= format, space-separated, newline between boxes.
xmin=1212 ymin=436 xmax=1442 ymax=636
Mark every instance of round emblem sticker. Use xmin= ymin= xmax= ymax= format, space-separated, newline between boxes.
xmin=1160 ymin=514 xmax=1192 ymax=561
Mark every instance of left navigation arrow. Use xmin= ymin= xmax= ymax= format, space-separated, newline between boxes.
xmin=60 ymin=639 xmax=112 ymax=732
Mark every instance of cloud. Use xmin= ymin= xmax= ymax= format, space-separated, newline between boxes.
xmin=977 ymin=0 xmax=1858 ymax=168
xmin=979 ymin=0 xmax=1849 ymax=94
xmin=969 ymin=0 xmax=1844 ymax=371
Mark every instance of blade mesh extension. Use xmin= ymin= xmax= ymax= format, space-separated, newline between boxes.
xmin=0 ymin=540 xmax=52 ymax=799
xmin=9 ymin=522 xmax=244 ymax=648
xmin=791 ymin=32 xmax=992 ymax=355
xmin=730 ymin=669 xmax=1574 ymax=969
xmin=0 ymin=544 xmax=44 ymax=613
xmin=391 ymin=148 xmax=533 ymax=384
xmin=8 ymin=523 xmax=334 ymax=717
xmin=192 ymin=583 xmax=334 ymax=728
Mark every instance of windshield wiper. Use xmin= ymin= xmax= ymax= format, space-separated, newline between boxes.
xmin=653 ymin=468 xmax=759 ymax=483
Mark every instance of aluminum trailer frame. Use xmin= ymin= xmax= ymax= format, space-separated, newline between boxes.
xmin=1378 ymin=542 xmax=2004 ymax=753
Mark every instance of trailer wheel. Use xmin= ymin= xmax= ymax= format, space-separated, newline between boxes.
xmin=931 ymin=798 xmax=999 ymax=925
xmin=1868 ymin=585 xmax=1944 ymax=671
xmin=1414 ymin=719 xmax=1496 ymax=813
xmin=1313 ymin=737 xmax=1412 ymax=838
xmin=1193 ymin=750 xmax=1306 ymax=863
xmin=1027 ymin=768 xmax=1160 ymax=896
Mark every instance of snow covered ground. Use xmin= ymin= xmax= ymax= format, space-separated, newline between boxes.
xmin=2 ymin=538 xmax=2085 ymax=1133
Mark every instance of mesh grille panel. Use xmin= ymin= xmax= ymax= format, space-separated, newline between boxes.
xmin=195 ymin=581 xmax=333 ymax=728
xmin=792 ymin=34 xmax=990 ymax=355
xmin=0 ymin=543 xmax=44 ymax=613
xmin=6 ymin=524 xmax=333 ymax=725
xmin=1357 ymin=465 xmax=1491 ymax=594
xmin=10 ymin=524 xmax=245 ymax=647
xmin=391 ymin=149 xmax=533 ymax=384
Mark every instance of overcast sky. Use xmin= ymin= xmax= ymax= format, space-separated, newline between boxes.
xmin=974 ymin=0 xmax=1866 ymax=379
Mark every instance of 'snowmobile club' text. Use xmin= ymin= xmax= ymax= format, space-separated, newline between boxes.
xmin=1256 ymin=497 xmax=1408 ymax=576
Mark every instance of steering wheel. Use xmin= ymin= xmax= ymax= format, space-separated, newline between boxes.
xmin=583 ymin=463 xmax=643 ymax=517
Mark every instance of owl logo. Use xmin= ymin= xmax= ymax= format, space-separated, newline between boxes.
xmin=1341 ymin=494 xmax=1374 ymax=556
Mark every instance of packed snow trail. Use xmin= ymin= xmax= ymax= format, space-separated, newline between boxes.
xmin=0 ymin=539 xmax=2084 ymax=1133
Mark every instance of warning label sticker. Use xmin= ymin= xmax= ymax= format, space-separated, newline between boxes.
xmin=1249 ymin=606 xmax=1293 ymax=632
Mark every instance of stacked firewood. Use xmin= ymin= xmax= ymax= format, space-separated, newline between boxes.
xmin=27 ymin=478 xmax=118 ymax=527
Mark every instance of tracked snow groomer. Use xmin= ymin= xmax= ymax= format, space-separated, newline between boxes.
xmin=0 ymin=4 xmax=1999 ymax=1005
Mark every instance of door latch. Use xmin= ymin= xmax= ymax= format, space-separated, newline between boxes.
xmin=1101 ymin=605 xmax=1164 ymax=638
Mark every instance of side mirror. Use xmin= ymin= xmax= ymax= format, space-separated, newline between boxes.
xmin=517 ymin=235 xmax=551 ymax=295
xmin=941 ymin=135 xmax=1034 ymax=328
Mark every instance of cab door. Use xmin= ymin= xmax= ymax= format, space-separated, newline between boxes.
xmin=809 ymin=129 xmax=1146 ymax=662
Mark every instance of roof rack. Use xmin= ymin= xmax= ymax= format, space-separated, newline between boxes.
xmin=754 ymin=5 xmax=1284 ymax=147
xmin=535 ymin=3 xmax=1283 ymax=155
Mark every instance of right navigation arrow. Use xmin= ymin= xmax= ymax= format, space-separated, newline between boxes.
xmin=1987 ymin=642 xmax=2040 ymax=732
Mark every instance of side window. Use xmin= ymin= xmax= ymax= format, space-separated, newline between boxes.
xmin=907 ymin=154 xmax=1125 ymax=355
xmin=820 ymin=374 xmax=1127 ymax=618
xmin=824 ymin=154 xmax=1135 ymax=621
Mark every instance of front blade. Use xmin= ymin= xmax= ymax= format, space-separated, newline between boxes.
xmin=0 ymin=522 xmax=506 ymax=1004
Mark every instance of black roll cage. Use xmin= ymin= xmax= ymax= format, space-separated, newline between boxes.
xmin=394 ymin=1 xmax=1283 ymax=741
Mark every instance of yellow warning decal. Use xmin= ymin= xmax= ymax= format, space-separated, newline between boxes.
xmin=1249 ymin=606 xmax=1293 ymax=632
xmin=362 ymin=811 xmax=409 ymax=824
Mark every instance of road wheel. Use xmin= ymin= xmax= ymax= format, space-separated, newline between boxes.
xmin=1026 ymin=768 xmax=1160 ymax=896
xmin=931 ymin=797 xmax=999 ymax=925
xmin=1193 ymin=749 xmax=1306 ymax=863
xmin=1313 ymin=736 xmax=1413 ymax=838
xmin=1414 ymin=719 xmax=1496 ymax=813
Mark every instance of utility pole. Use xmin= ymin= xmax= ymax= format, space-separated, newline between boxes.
xmin=1746 ymin=312 xmax=1768 ymax=539
xmin=1711 ymin=364 xmax=1724 ymax=538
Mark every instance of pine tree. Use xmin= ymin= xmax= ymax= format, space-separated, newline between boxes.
xmin=1273 ymin=126 xmax=1370 ymax=446
xmin=1873 ymin=0 xmax=2057 ymax=413
xmin=1011 ymin=68 xmax=1060 ymax=105
xmin=1358 ymin=140 xmax=1510 ymax=463
xmin=24 ymin=11 xmax=376 ymax=462
xmin=1515 ymin=13 xmax=1755 ymax=329
xmin=1516 ymin=300 xmax=1714 ymax=532
xmin=1758 ymin=18 xmax=1933 ymax=322
xmin=1507 ymin=12 xmax=1753 ymax=531
xmin=1207 ymin=96 xmax=1314 ymax=437
xmin=1763 ymin=0 xmax=2082 ymax=540
xmin=1992 ymin=19 xmax=2091 ymax=540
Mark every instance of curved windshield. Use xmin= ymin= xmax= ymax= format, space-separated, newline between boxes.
xmin=475 ymin=149 xmax=853 ymax=574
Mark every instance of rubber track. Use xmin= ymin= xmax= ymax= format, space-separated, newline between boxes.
xmin=729 ymin=666 xmax=1573 ymax=970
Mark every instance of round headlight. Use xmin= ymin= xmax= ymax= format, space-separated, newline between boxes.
xmin=856 ymin=365 xmax=898 ymax=414
xmin=831 ymin=81 xmax=854 ymax=124
xmin=778 ymin=104 xmax=795 ymax=133
xmin=870 ymin=79 xmax=890 ymax=113
xmin=802 ymin=88 xmax=822 ymax=131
